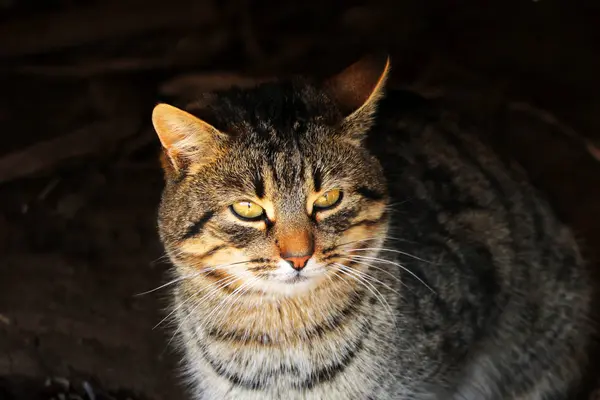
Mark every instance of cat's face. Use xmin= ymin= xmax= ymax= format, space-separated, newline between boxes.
xmin=154 ymin=55 xmax=390 ymax=297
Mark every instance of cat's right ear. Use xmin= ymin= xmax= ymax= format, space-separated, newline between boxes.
xmin=325 ymin=53 xmax=390 ymax=144
xmin=152 ymin=103 xmax=226 ymax=173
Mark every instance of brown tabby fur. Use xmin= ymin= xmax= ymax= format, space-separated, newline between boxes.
xmin=152 ymin=55 xmax=593 ymax=400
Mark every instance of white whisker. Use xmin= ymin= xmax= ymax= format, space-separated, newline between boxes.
xmin=154 ymin=274 xmax=238 ymax=331
xmin=332 ymin=236 xmax=418 ymax=251
xmin=202 ymin=276 xmax=260 ymax=332
xmin=149 ymin=252 xmax=175 ymax=266
xmin=157 ymin=259 xmax=258 ymax=348
xmin=348 ymin=254 xmax=436 ymax=295
xmin=166 ymin=275 xmax=242 ymax=347
xmin=339 ymin=256 xmax=402 ymax=284
xmin=349 ymin=247 xmax=434 ymax=264
xmin=332 ymin=263 xmax=398 ymax=331
xmin=334 ymin=261 xmax=400 ymax=295
xmin=202 ymin=259 xmax=261 ymax=273
xmin=137 ymin=259 xmax=255 ymax=297
xmin=135 ymin=272 xmax=200 ymax=297
xmin=155 ymin=288 xmax=199 ymax=331
xmin=384 ymin=199 xmax=411 ymax=210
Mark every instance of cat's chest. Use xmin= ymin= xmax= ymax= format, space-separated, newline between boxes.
xmin=194 ymin=341 xmax=384 ymax=400
xmin=182 ymin=299 xmax=392 ymax=399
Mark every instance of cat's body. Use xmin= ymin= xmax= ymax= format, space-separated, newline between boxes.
xmin=152 ymin=56 xmax=593 ymax=400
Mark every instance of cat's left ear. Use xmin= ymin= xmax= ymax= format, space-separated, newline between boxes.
xmin=152 ymin=103 xmax=226 ymax=174
xmin=325 ymin=53 xmax=391 ymax=143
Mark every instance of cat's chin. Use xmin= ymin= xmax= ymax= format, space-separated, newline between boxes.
xmin=257 ymin=277 xmax=323 ymax=297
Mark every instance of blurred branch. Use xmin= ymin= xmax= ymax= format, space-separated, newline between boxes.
xmin=0 ymin=118 xmax=140 ymax=184
xmin=2 ymin=29 xmax=232 ymax=78
xmin=5 ymin=58 xmax=177 ymax=77
xmin=0 ymin=1 xmax=217 ymax=58
xmin=509 ymin=102 xmax=600 ymax=163
xmin=159 ymin=72 xmax=275 ymax=98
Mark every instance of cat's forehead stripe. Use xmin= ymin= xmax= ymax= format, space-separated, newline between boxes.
xmin=253 ymin=172 xmax=265 ymax=199
xmin=264 ymin=149 xmax=305 ymax=192
xmin=312 ymin=165 xmax=322 ymax=192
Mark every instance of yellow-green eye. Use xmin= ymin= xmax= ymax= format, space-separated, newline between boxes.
xmin=231 ymin=201 xmax=265 ymax=220
xmin=313 ymin=189 xmax=342 ymax=210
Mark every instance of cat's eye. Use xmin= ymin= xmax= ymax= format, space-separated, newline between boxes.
xmin=313 ymin=189 xmax=342 ymax=210
xmin=231 ymin=201 xmax=265 ymax=221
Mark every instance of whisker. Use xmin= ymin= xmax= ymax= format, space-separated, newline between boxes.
xmin=332 ymin=263 xmax=397 ymax=330
xmin=201 ymin=259 xmax=261 ymax=273
xmin=326 ymin=235 xmax=417 ymax=253
xmin=349 ymin=255 xmax=437 ymax=295
xmin=223 ymin=277 xmax=260 ymax=317
xmin=158 ymin=260 xmax=257 ymax=342
xmin=134 ymin=272 xmax=200 ymax=297
xmin=333 ymin=262 xmax=399 ymax=295
xmin=340 ymin=256 xmax=421 ymax=298
xmin=154 ymin=274 xmax=238 ymax=330
xmin=202 ymin=276 xmax=260 ymax=331
xmin=154 ymin=288 xmax=198 ymax=331
xmin=150 ymin=246 xmax=189 ymax=265
xmin=166 ymin=275 xmax=242 ymax=348
xmin=204 ymin=277 xmax=257 ymax=321
xmin=348 ymin=247 xmax=434 ymax=264
xmin=338 ymin=256 xmax=402 ymax=284
xmin=384 ymin=199 xmax=411 ymax=210
xmin=149 ymin=251 xmax=176 ymax=266
xmin=136 ymin=259 xmax=255 ymax=297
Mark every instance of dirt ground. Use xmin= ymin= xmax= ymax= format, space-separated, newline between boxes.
xmin=1 ymin=1 xmax=600 ymax=399
xmin=0 ymin=151 xmax=186 ymax=399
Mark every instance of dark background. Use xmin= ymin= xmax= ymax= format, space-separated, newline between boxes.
xmin=0 ymin=0 xmax=599 ymax=399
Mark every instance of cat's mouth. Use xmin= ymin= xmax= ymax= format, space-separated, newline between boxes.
xmin=275 ymin=258 xmax=326 ymax=280
xmin=284 ymin=273 xmax=309 ymax=284
xmin=257 ymin=258 xmax=328 ymax=293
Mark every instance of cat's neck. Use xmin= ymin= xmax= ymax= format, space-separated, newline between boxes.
xmin=177 ymin=278 xmax=365 ymax=345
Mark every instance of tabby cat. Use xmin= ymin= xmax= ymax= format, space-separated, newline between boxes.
xmin=151 ymin=55 xmax=593 ymax=400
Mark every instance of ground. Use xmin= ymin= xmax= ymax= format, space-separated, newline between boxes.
xmin=0 ymin=154 xmax=186 ymax=399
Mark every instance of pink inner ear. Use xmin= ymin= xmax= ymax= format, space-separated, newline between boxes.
xmin=325 ymin=54 xmax=390 ymax=114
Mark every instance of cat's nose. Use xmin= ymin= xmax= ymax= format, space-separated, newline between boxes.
xmin=277 ymin=228 xmax=314 ymax=271
xmin=283 ymin=254 xmax=311 ymax=271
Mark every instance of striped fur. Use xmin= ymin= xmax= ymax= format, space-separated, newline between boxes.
xmin=154 ymin=59 xmax=593 ymax=400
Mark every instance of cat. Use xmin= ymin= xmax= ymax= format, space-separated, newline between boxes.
xmin=151 ymin=54 xmax=594 ymax=400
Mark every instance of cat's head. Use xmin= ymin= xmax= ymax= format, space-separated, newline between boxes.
xmin=153 ymin=55 xmax=391 ymax=297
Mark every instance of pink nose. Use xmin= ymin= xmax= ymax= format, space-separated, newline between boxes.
xmin=283 ymin=255 xmax=311 ymax=271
